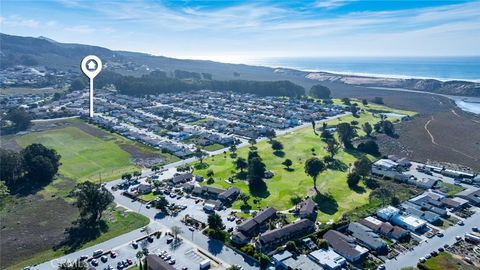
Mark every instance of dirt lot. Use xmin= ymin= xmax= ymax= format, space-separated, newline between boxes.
xmin=0 ymin=194 xmax=79 ymax=267
xmin=327 ymin=82 xmax=480 ymax=171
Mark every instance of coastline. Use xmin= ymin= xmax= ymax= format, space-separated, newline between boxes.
xmin=364 ymin=86 xmax=480 ymax=115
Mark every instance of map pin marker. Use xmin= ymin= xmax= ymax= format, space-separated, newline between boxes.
xmin=81 ymin=55 xmax=102 ymax=117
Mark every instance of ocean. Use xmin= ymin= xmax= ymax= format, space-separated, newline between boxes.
xmin=248 ymin=56 xmax=480 ymax=114
xmin=249 ymin=56 xmax=480 ymax=82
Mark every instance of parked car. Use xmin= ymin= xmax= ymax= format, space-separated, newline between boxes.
xmin=437 ymin=232 xmax=444 ymax=237
xmin=456 ymin=235 xmax=462 ymax=241
xmin=93 ymin=249 xmax=104 ymax=257
xmin=169 ymin=259 xmax=176 ymax=265
xmin=431 ymin=251 xmax=438 ymax=257
xmin=166 ymin=238 xmax=173 ymax=244
xmin=91 ymin=259 xmax=99 ymax=266
xmin=457 ymin=220 xmax=464 ymax=226
xmin=472 ymin=227 xmax=478 ymax=232
xmin=110 ymin=251 xmax=117 ymax=258
xmin=444 ymin=244 xmax=450 ymax=248
xmin=79 ymin=255 xmax=89 ymax=261
xmin=127 ymin=259 xmax=133 ymax=265
xmin=419 ymin=257 xmax=426 ymax=263
xmin=188 ymin=227 xmax=195 ymax=232
xmin=132 ymin=241 xmax=139 ymax=249
xmin=438 ymin=247 xmax=445 ymax=252
xmin=101 ymin=255 xmax=108 ymax=263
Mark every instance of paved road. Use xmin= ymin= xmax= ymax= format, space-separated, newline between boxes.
xmin=30 ymin=112 xmax=352 ymax=269
xmin=384 ymin=208 xmax=480 ymax=270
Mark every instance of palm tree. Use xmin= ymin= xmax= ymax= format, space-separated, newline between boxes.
xmin=304 ymin=157 xmax=326 ymax=193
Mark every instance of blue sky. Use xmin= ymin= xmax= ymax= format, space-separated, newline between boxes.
xmin=1 ymin=0 xmax=479 ymax=63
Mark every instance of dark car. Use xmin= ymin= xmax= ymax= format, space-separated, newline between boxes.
xmin=132 ymin=242 xmax=138 ymax=249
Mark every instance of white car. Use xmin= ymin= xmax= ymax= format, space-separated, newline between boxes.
xmin=419 ymin=257 xmax=426 ymax=263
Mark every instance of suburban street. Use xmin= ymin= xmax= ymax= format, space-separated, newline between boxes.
xmin=384 ymin=208 xmax=480 ymax=270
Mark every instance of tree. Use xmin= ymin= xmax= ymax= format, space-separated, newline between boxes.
xmin=0 ymin=148 xmax=22 ymax=188
xmin=353 ymin=156 xmax=372 ymax=180
xmin=320 ymin=129 xmax=333 ymax=140
xmin=21 ymin=143 xmax=61 ymax=183
xmin=133 ymin=170 xmax=141 ymax=178
xmin=325 ymin=138 xmax=340 ymax=159
xmin=290 ymin=195 xmax=302 ymax=205
xmin=206 ymin=169 xmax=214 ymax=178
xmin=5 ymin=108 xmax=32 ymax=131
xmin=337 ymin=123 xmax=357 ymax=148
xmin=341 ymin=97 xmax=351 ymax=105
xmin=72 ymin=181 xmax=114 ymax=222
xmin=227 ymin=265 xmax=243 ymax=270
xmin=238 ymin=193 xmax=250 ymax=205
xmin=357 ymin=140 xmax=380 ymax=156
xmin=369 ymin=187 xmax=392 ymax=206
xmin=151 ymin=165 xmax=160 ymax=172
xmin=70 ymin=78 xmax=86 ymax=91
xmin=122 ymin=173 xmax=132 ymax=181
xmin=310 ymin=84 xmax=331 ymax=99
xmin=171 ymin=225 xmax=183 ymax=239
xmin=286 ymin=241 xmax=298 ymax=253
xmin=234 ymin=157 xmax=248 ymax=172
xmin=347 ymin=172 xmax=361 ymax=188
xmin=0 ymin=181 xmax=10 ymax=209
xmin=362 ymin=122 xmax=373 ymax=137
xmin=304 ymin=157 xmax=326 ymax=193
xmin=271 ymin=140 xmax=283 ymax=152
xmin=371 ymin=97 xmax=384 ymax=104
xmin=282 ymin=159 xmax=293 ymax=169
xmin=207 ymin=213 xmax=224 ymax=231
xmin=58 ymin=260 xmax=87 ymax=270
xmin=350 ymin=105 xmax=359 ymax=117
xmin=248 ymin=157 xmax=266 ymax=184
xmin=383 ymin=120 xmax=396 ymax=137
xmin=194 ymin=148 xmax=206 ymax=164
xmin=362 ymin=99 xmax=368 ymax=106
xmin=153 ymin=195 xmax=169 ymax=211
xmin=265 ymin=129 xmax=276 ymax=141
xmin=229 ymin=144 xmax=237 ymax=153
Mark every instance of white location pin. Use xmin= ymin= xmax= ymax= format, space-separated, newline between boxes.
xmin=81 ymin=55 xmax=102 ymax=117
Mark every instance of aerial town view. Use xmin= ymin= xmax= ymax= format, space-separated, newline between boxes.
xmin=1 ymin=1 xmax=480 ymax=270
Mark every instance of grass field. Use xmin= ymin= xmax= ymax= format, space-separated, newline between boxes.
xmin=15 ymin=119 xmax=178 ymax=182
xmin=3 ymin=207 xmax=149 ymax=270
xmin=193 ymin=108 xmax=414 ymax=222
xmin=419 ymin=252 xmax=478 ymax=270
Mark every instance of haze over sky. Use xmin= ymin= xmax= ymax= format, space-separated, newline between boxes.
xmin=1 ymin=0 xmax=480 ymax=63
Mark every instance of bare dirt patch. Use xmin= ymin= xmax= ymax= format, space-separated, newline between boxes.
xmin=119 ymin=143 xmax=165 ymax=166
xmin=71 ymin=121 xmax=111 ymax=139
xmin=0 ymin=195 xmax=78 ymax=267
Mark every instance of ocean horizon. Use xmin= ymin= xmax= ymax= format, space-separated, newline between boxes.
xmin=246 ymin=56 xmax=480 ymax=82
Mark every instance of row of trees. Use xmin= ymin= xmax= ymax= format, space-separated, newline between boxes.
xmin=0 ymin=143 xmax=61 ymax=191
xmin=95 ymin=70 xmax=305 ymax=97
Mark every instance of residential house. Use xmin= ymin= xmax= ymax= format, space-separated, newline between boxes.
xmin=237 ymin=207 xmax=277 ymax=237
xmin=137 ymin=184 xmax=152 ymax=195
xmin=281 ymin=255 xmax=320 ymax=270
xmin=271 ymin=250 xmax=293 ymax=269
xmin=358 ymin=216 xmax=408 ymax=240
xmin=308 ymin=249 xmax=346 ymax=270
xmin=218 ymin=187 xmax=240 ymax=203
xmin=347 ymin=222 xmax=387 ymax=253
xmin=457 ymin=188 xmax=480 ymax=206
xmin=441 ymin=197 xmax=469 ymax=210
xmin=323 ymin=230 xmax=368 ymax=262
xmin=256 ymin=219 xmax=315 ymax=252
xmin=169 ymin=172 xmax=193 ymax=186
xmin=192 ymin=186 xmax=226 ymax=199
xmin=298 ymin=199 xmax=317 ymax=220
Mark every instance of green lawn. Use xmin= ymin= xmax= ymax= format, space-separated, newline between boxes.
xmin=202 ymin=143 xmax=226 ymax=152
xmin=332 ymin=98 xmax=417 ymax=117
xmin=15 ymin=120 xmax=178 ymax=182
xmin=419 ymin=252 xmax=478 ymax=270
xmin=192 ymin=106 xmax=415 ymax=222
xmin=5 ymin=207 xmax=149 ymax=270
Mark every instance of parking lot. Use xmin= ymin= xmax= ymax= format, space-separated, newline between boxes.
xmin=84 ymin=231 xmax=218 ymax=270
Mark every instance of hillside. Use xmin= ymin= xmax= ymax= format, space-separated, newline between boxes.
xmin=1 ymin=33 xmax=479 ymax=97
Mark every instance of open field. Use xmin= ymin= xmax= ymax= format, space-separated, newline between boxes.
xmin=1 ymin=206 xmax=149 ymax=270
xmin=326 ymin=82 xmax=480 ymax=171
xmin=11 ymin=119 xmax=178 ymax=182
xmin=419 ymin=252 xmax=478 ymax=270
xmin=193 ymin=108 xmax=415 ymax=222
xmin=0 ymin=86 xmax=67 ymax=96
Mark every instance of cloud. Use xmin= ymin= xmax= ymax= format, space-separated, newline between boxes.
xmin=65 ymin=24 xmax=96 ymax=34
xmin=315 ymin=0 xmax=352 ymax=9
xmin=1 ymin=15 xmax=40 ymax=28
